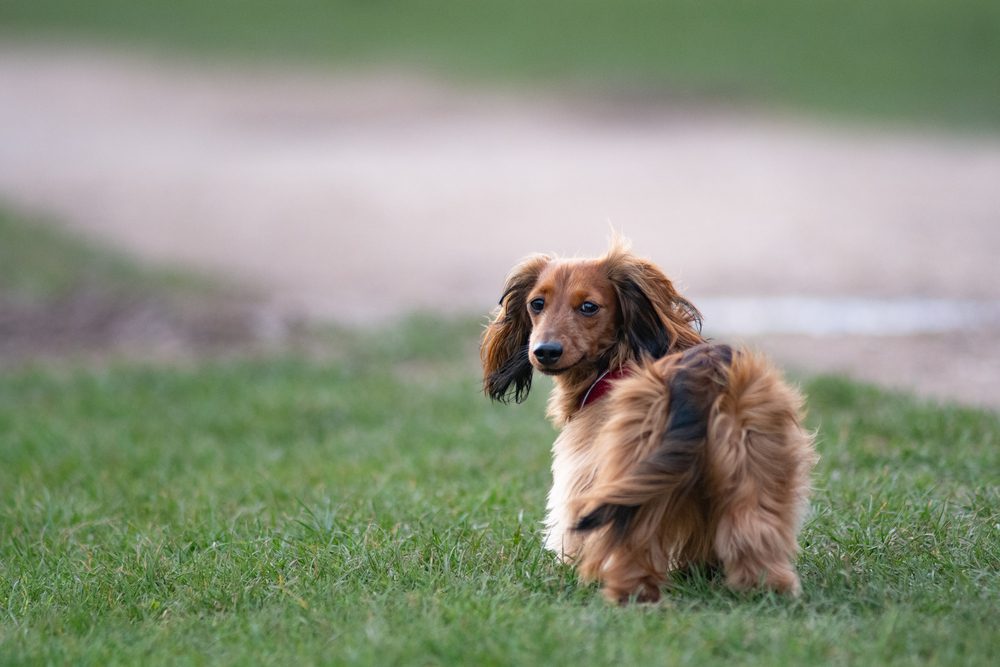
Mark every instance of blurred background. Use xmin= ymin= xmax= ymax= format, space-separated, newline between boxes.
xmin=1 ymin=1 xmax=999 ymax=406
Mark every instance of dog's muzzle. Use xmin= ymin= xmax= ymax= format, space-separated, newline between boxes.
xmin=532 ymin=341 xmax=563 ymax=366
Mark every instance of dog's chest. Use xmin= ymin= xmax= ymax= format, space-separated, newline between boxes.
xmin=543 ymin=408 xmax=605 ymax=558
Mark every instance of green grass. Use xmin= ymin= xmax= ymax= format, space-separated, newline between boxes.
xmin=2 ymin=1 xmax=999 ymax=127
xmin=1 ymin=316 xmax=997 ymax=665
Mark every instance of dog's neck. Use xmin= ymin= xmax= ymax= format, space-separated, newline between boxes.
xmin=545 ymin=364 xmax=610 ymax=426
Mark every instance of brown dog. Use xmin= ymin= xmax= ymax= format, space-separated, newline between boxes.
xmin=481 ymin=238 xmax=817 ymax=603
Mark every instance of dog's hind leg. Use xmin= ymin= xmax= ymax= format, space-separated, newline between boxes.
xmin=705 ymin=352 xmax=816 ymax=596
xmin=708 ymin=428 xmax=804 ymax=595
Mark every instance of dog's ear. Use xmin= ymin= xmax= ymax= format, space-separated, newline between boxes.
xmin=481 ymin=254 xmax=550 ymax=403
xmin=604 ymin=241 xmax=702 ymax=364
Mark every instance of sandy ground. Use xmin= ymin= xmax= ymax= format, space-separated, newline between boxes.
xmin=2 ymin=45 xmax=999 ymax=408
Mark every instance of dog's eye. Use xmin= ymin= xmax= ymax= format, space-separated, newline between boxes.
xmin=529 ymin=298 xmax=545 ymax=313
xmin=579 ymin=301 xmax=600 ymax=316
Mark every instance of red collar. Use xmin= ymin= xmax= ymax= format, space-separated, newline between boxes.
xmin=580 ymin=367 xmax=633 ymax=410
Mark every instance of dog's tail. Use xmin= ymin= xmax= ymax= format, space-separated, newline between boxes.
xmin=572 ymin=343 xmax=814 ymax=586
xmin=573 ymin=344 xmax=733 ymax=537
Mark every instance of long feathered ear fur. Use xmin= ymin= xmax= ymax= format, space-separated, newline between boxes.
xmin=604 ymin=236 xmax=703 ymax=366
xmin=481 ymin=254 xmax=550 ymax=403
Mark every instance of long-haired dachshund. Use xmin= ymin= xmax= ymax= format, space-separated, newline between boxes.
xmin=481 ymin=237 xmax=817 ymax=603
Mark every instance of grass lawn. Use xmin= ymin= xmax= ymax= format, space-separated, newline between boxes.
xmin=1 ymin=312 xmax=997 ymax=664
xmin=2 ymin=1 xmax=999 ymax=128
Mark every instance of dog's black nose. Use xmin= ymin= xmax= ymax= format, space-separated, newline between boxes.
xmin=533 ymin=342 xmax=563 ymax=366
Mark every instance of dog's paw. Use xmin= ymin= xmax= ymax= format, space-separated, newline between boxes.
xmin=603 ymin=580 xmax=662 ymax=605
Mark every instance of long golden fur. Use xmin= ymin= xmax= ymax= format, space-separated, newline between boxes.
xmin=481 ymin=238 xmax=817 ymax=603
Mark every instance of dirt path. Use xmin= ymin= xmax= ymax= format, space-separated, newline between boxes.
xmin=2 ymin=45 xmax=999 ymax=408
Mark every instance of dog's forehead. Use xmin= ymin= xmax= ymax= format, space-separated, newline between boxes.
xmin=534 ymin=259 xmax=613 ymax=299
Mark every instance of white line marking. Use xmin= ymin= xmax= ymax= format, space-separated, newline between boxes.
xmin=696 ymin=297 xmax=1000 ymax=336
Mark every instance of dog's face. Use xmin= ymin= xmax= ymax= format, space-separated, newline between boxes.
xmin=525 ymin=260 xmax=620 ymax=375
xmin=481 ymin=239 xmax=703 ymax=404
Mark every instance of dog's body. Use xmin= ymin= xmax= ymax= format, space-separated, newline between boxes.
xmin=482 ymin=239 xmax=817 ymax=603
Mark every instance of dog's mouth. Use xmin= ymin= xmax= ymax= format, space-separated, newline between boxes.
xmin=533 ymin=356 xmax=586 ymax=376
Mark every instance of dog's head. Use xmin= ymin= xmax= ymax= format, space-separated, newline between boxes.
xmin=481 ymin=237 xmax=702 ymax=403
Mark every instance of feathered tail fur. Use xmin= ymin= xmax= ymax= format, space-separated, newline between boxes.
xmin=572 ymin=343 xmax=817 ymax=603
